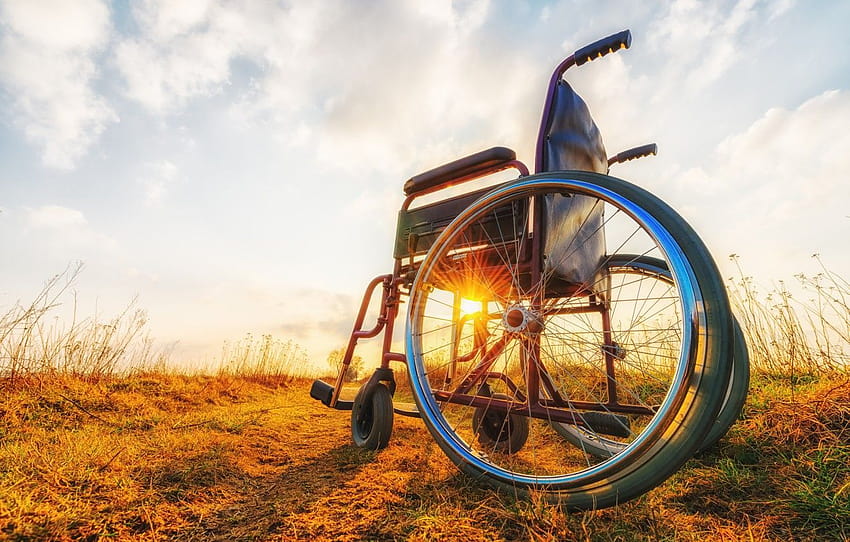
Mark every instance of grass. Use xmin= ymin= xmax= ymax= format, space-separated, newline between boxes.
xmin=0 ymin=372 xmax=846 ymax=541
xmin=0 ymin=263 xmax=164 ymax=386
xmin=0 ymin=261 xmax=848 ymax=540
xmin=216 ymin=333 xmax=311 ymax=385
xmin=0 ymin=263 xmax=313 ymax=387
xmin=728 ymin=254 xmax=850 ymax=375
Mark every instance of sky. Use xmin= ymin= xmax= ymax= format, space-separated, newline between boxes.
xmin=1 ymin=0 xmax=849 ymax=369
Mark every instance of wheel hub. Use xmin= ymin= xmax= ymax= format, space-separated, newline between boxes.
xmin=502 ymin=304 xmax=543 ymax=333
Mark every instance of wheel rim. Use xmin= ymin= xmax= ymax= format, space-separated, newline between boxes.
xmin=406 ymin=177 xmax=705 ymax=488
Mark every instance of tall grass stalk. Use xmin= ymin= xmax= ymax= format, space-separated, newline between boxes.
xmin=728 ymin=255 xmax=849 ymax=376
xmin=216 ymin=333 xmax=311 ymax=384
xmin=0 ymin=263 xmax=165 ymax=386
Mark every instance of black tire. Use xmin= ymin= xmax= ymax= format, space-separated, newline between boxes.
xmin=351 ymin=383 xmax=394 ymax=450
xmin=406 ymin=172 xmax=733 ymax=509
xmin=696 ymin=316 xmax=749 ymax=453
xmin=472 ymin=393 xmax=530 ymax=454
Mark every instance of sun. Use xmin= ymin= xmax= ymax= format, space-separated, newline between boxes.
xmin=459 ymin=297 xmax=482 ymax=316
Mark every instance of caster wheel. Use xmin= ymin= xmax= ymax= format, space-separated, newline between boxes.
xmin=471 ymin=393 xmax=529 ymax=454
xmin=351 ymin=383 xmax=393 ymax=450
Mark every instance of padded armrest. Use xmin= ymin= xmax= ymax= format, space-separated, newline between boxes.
xmin=403 ymin=146 xmax=517 ymax=196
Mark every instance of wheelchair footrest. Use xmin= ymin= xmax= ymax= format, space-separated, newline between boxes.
xmin=578 ymin=411 xmax=631 ymax=438
xmin=393 ymin=402 xmax=421 ymax=418
xmin=310 ymin=380 xmax=353 ymax=411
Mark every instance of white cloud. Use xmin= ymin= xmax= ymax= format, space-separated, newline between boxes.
xmin=132 ymin=0 xmax=212 ymax=41
xmin=0 ymin=0 xmax=116 ymax=169
xmin=114 ymin=0 xmax=265 ymax=112
xmin=113 ymin=0 xmax=536 ymax=180
xmin=274 ymin=0 xmax=536 ymax=177
xmin=767 ymin=0 xmax=795 ymax=20
xmin=712 ymin=90 xmax=850 ymax=220
xmin=0 ymin=0 xmax=109 ymax=50
xmin=647 ymin=0 xmax=772 ymax=95
xmin=24 ymin=204 xmax=117 ymax=252
xmin=414 ymin=0 xmax=490 ymax=33
xmin=671 ymin=89 xmax=850 ymax=279
xmin=114 ymin=25 xmax=235 ymax=111
xmin=27 ymin=205 xmax=87 ymax=228
xmin=139 ymin=160 xmax=179 ymax=204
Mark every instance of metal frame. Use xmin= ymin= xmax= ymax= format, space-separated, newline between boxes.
xmin=325 ymin=50 xmax=651 ymax=425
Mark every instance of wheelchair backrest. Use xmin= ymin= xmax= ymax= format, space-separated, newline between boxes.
xmin=539 ymin=80 xmax=608 ymax=295
xmin=539 ymin=79 xmax=607 ymax=174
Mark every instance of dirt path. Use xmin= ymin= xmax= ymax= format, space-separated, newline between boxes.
xmin=142 ymin=383 xmax=513 ymax=541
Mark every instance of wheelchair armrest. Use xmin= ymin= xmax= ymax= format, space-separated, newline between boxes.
xmin=403 ymin=146 xmax=519 ymax=196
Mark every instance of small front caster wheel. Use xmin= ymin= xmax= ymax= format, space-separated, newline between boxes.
xmin=351 ymin=383 xmax=394 ymax=450
xmin=471 ymin=393 xmax=529 ymax=454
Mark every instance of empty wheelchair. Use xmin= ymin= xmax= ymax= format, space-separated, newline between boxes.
xmin=311 ymin=30 xmax=749 ymax=509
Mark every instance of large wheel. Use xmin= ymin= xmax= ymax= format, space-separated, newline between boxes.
xmin=351 ymin=383 xmax=394 ymax=450
xmin=405 ymin=172 xmax=733 ymax=509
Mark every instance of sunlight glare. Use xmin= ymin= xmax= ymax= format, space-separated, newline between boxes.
xmin=459 ymin=297 xmax=482 ymax=316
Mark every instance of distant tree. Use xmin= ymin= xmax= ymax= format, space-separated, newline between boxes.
xmin=327 ymin=347 xmax=364 ymax=382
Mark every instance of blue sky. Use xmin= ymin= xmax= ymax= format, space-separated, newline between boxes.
xmin=1 ymin=0 xmax=849 ymax=367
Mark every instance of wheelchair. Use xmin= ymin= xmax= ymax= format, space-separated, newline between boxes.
xmin=310 ymin=30 xmax=749 ymax=509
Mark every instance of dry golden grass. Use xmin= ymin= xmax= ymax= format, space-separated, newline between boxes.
xmin=729 ymin=254 xmax=850 ymax=375
xmin=0 ymin=263 xmax=164 ymax=384
xmin=0 ymin=371 xmax=847 ymax=541
xmin=0 ymin=264 xmax=311 ymax=386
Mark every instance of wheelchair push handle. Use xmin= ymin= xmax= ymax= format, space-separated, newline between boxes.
xmin=549 ymin=29 xmax=632 ymax=83
xmin=535 ymin=30 xmax=632 ymax=173
xmin=574 ymin=30 xmax=632 ymax=66
xmin=608 ymin=143 xmax=658 ymax=167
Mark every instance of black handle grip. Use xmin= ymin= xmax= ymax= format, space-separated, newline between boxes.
xmin=608 ymin=143 xmax=658 ymax=166
xmin=575 ymin=30 xmax=632 ymax=66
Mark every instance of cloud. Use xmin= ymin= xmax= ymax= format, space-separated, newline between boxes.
xmin=138 ymin=160 xmax=179 ymax=204
xmin=647 ymin=0 xmax=779 ymax=96
xmin=114 ymin=0 xmax=291 ymax=112
xmin=113 ymin=0 xmax=536 ymax=180
xmin=113 ymin=0 xmax=237 ymax=112
xmin=0 ymin=0 xmax=116 ymax=169
xmin=26 ymin=205 xmax=87 ymax=228
xmin=715 ymin=90 xmax=850 ymax=189
xmin=671 ymin=89 xmax=850 ymax=278
xmin=23 ymin=204 xmax=117 ymax=252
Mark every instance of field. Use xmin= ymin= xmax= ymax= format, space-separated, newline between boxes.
xmin=0 ymin=372 xmax=847 ymax=541
xmin=0 ymin=262 xmax=848 ymax=541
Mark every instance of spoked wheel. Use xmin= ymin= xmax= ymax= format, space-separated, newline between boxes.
xmin=405 ymin=172 xmax=733 ymax=509
xmin=351 ymin=383 xmax=394 ymax=450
